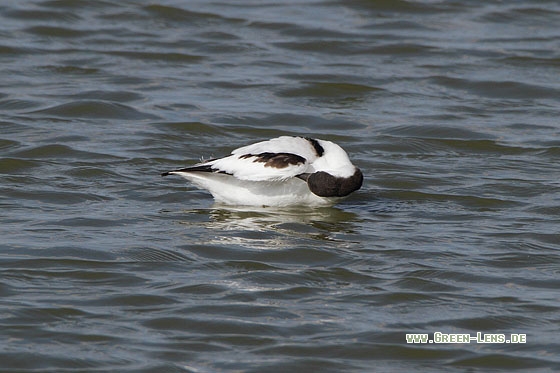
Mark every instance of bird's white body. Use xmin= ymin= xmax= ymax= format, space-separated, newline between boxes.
xmin=162 ymin=136 xmax=362 ymax=207
xmin=183 ymin=172 xmax=335 ymax=206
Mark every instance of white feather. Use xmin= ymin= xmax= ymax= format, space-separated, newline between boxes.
xmin=208 ymin=155 xmax=308 ymax=182
xmin=182 ymin=172 xmax=333 ymax=206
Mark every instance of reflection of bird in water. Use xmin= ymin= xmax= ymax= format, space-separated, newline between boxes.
xmin=208 ymin=205 xmax=358 ymax=229
xmin=178 ymin=206 xmax=360 ymax=250
xmin=162 ymin=136 xmax=363 ymax=207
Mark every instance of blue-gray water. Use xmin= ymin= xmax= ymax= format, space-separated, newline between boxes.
xmin=1 ymin=1 xmax=560 ymax=372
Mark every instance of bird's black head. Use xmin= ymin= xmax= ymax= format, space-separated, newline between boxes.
xmin=306 ymin=168 xmax=363 ymax=197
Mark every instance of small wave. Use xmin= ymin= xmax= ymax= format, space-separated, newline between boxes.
xmin=383 ymin=125 xmax=492 ymax=141
xmin=12 ymin=144 xmax=119 ymax=160
xmin=106 ymin=50 xmax=204 ymax=63
xmin=144 ymin=4 xmax=242 ymax=24
xmin=29 ymin=100 xmax=159 ymax=120
xmin=25 ymin=25 xmax=89 ymax=38
xmin=344 ymin=0 xmax=462 ymax=14
xmin=274 ymin=40 xmax=434 ymax=55
xmin=450 ymin=353 xmax=554 ymax=370
xmin=4 ymin=8 xmax=80 ymax=22
xmin=0 ymin=98 xmax=42 ymax=110
xmin=119 ymin=247 xmax=192 ymax=263
xmin=430 ymin=76 xmax=560 ymax=100
xmin=7 ymin=189 xmax=110 ymax=205
xmin=278 ymin=82 xmax=382 ymax=99
xmin=37 ymin=65 xmax=99 ymax=75
xmin=0 ymin=158 xmax=40 ymax=173
xmin=156 ymin=121 xmax=226 ymax=137
xmin=215 ymin=113 xmax=367 ymax=132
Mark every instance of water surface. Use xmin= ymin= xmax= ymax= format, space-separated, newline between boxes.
xmin=1 ymin=0 xmax=560 ymax=372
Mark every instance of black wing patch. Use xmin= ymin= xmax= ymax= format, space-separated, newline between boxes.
xmin=161 ymin=162 xmax=227 ymax=177
xmin=239 ymin=152 xmax=306 ymax=169
xmin=305 ymin=137 xmax=324 ymax=157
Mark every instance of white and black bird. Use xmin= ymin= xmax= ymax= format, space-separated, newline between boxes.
xmin=161 ymin=136 xmax=363 ymax=206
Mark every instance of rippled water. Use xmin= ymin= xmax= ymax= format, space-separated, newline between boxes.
xmin=2 ymin=0 xmax=560 ymax=372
